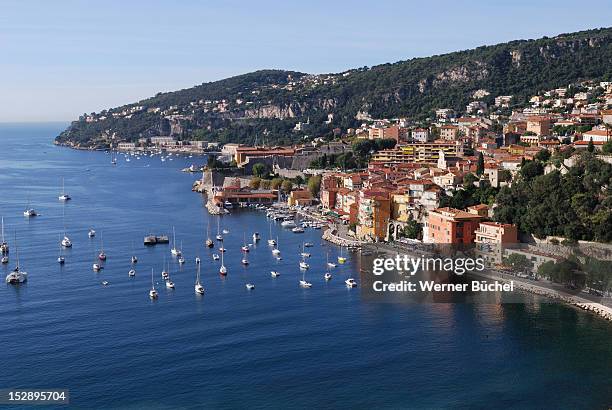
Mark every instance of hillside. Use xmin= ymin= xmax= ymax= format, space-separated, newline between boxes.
xmin=56 ymin=27 xmax=612 ymax=148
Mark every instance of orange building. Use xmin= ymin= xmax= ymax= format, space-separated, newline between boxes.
xmin=474 ymin=222 xmax=518 ymax=244
xmin=424 ymin=207 xmax=484 ymax=244
xmin=356 ymin=191 xmax=391 ymax=241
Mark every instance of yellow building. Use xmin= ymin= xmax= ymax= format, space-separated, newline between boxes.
xmin=371 ymin=141 xmax=464 ymax=164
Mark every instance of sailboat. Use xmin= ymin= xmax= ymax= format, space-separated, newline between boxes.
xmin=337 ymin=246 xmax=347 ymax=264
xmin=111 ymin=150 xmax=117 ymax=165
xmin=299 ymin=268 xmax=312 ymax=288
xmin=60 ymin=206 xmax=72 ymax=248
xmin=241 ymin=252 xmax=249 ymax=265
xmin=0 ymin=217 xmax=9 ymax=254
xmin=128 ymin=268 xmax=136 ymax=277
xmin=194 ymin=263 xmax=205 ymax=294
xmin=345 ymin=278 xmax=357 ymax=287
xmin=98 ymin=232 xmax=106 ymax=261
xmin=177 ymin=241 xmax=185 ymax=264
xmin=300 ymin=242 xmax=311 ymax=258
xmin=271 ymin=270 xmax=280 ymax=277
xmin=170 ymin=226 xmax=181 ymax=256
xmin=272 ymin=235 xmax=281 ymax=256
xmin=161 ymin=258 xmax=169 ymax=280
xmin=205 ymin=219 xmax=214 ymax=248
xmin=252 ymin=232 xmax=260 ymax=242
xmin=324 ymin=254 xmax=332 ymax=280
xmin=23 ymin=196 xmax=37 ymax=217
xmin=149 ymin=269 xmax=158 ymax=299
xmin=215 ymin=219 xmax=223 ymax=241
xmin=58 ymin=178 xmax=71 ymax=201
xmin=267 ymin=223 xmax=276 ymax=246
xmin=57 ymin=235 xmax=65 ymax=264
xmin=131 ymin=241 xmax=138 ymax=264
xmin=219 ymin=249 xmax=227 ymax=275
xmin=299 ymin=244 xmax=309 ymax=269
xmin=5 ymin=233 xmax=27 ymax=284
xmin=241 ymin=234 xmax=249 ymax=252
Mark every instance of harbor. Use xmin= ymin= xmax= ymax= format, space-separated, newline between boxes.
xmin=1 ymin=124 xmax=611 ymax=409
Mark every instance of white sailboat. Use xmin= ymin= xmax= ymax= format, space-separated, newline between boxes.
xmin=299 ymin=269 xmax=312 ymax=288
xmin=345 ymin=278 xmax=357 ymax=287
xmin=170 ymin=226 xmax=181 ymax=256
xmin=0 ymin=217 xmax=9 ymax=254
xmin=57 ymin=235 xmax=65 ymax=264
xmin=23 ymin=196 xmax=37 ymax=217
xmin=267 ymin=223 xmax=276 ymax=246
xmin=300 ymin=242 xmax=311 ymax=258
xmin=149 ymin=268 xmax=158 ymax=299
xmin=98 ymin=233 xmax=106 ymax=261
xmin=58 ymin=178 xmax=71 ymax=201
xmin=194 ymin=263 xmax=205 ymax=294
xmin=60 ymin=206 xmax=72 ymax=248
xmin=128 ymin=268 xmax=136 ymax=277
xmin=5 ymin=233 xmax=27 ymax=284
xmin=271 ymin=270 xmax=280 ymax=278
xmin=241 ymin=234 xmax=249 ymax=252
xmin=205 ymin=219 xmax=214 ymax=248
xmin=131 ymin=241 xmax=138 ymax=264
xmin=216 ymin=218 xmax=223 ymax=241
xmin=219 ymin=249 xmax=227 ymax=275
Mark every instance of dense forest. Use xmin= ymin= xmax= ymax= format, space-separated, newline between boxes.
xmin=56 ymin=27 xmax=612 ymax=147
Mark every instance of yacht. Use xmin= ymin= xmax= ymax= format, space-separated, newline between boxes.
xmin=5 ymin=234 xmax=27 ymax=284
xmin=299 ymin=270 xmax=312 ymax=288
xmin=149 ymin=269 xmax=158 ymax=299
xmin=304 ymin=242 xmax=314 ymax=247
xmin=252 ymin=232 xmax=260 ymax=242
xmin=58 ymin=178 xmax=71 ymax=201
xmin=194 ymin=264 xmax=205 ymax=294
xmin=222 ymin=229 xmax=230 ymax=234
xmin=271 ymin=271 xmax=280 ymax=278
xmin=61 ymin=235 xmax=72 ymax=248
xmin=324 ymin=272 xmax=332 ymax=281
xmin=128 ymin=269 xmax=136 ymax=277
xmin=216 ymin=234 xmax=224 ymax=241
xmin=88 ymin=228 xmax=96 ymax=238
xmin=245 ymin=283 xmax=255 ymax=290
xmin=23 ymin=208 xmax=37 ymax=217
xmin=292 ymin=227 xmax=305 ymax=233
xmin=299 ymin=260 xmax=310 ymax=270
xmin=170 ymin=227 xmax=181 ymax=256
xmin=0 ymin=217 xmax=8 ymax=254
xmin=281 ymin=220 xmax=296 ymax=228
xmin=219 ymin=251 xmax=227 ymax=275
xmin=345 ymin=278 xmax=357 ymax=288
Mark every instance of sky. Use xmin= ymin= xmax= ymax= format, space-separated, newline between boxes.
xmin=1 ymin=0 xmax=611 ymax=122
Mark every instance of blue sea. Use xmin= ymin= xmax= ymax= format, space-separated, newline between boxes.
xmin=0 ymin=123 xmax=610 ymax=409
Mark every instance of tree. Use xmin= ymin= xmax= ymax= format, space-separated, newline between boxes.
xmin=503 ymin=253 xmax=533 ymax=273
xmin=463 ymin=173 xmax=478 ymax=188
xmin=270 ymin=177 xmax=283 ymax=190
xmin=402 ymin=218 xmax=422 ymax=240
xmin=281 ymin=180 xmax=293 ymax=192
xmin=476 ymin=152 xmax=484 ymax=176
xmin=307 ymin=175 xmax=322 ymax=197
xmin=587 ymin=137 xmax=595 ymax=153
xmin=260 ymin=179 xmax=271 ymax=189
xmin=520 ymin=161 xmax=543 ymax=180
xmin=603 ymin=140 xmax=612 ymax=154
xmin=499 ymin=169 xmax=512 ymax=183
xmin=535 ymin=149 xmax=551 ymax=162
xmin=293 ymin=175 xmax=304 ymax=187
xmin=252 ymin=163 xmax=269 ymax=178
xmin=249 ymin=177 xmax=261 ymax=189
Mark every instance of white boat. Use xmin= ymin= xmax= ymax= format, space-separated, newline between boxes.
xmin=216 ymin=219 xmax=223 ymax=241
xmin=252 ymin=232 xmax=260 ymax=242
xmin=166 ymin=280 xmax=175 ymax=289
xmin=281 ymin=220 xmax=296 ymax=228
xmin=131 ymin=255 xmax=138 ymax=264
xmin=216 ymin=234 xmax=224 ymax=241
xmin=178 ymin=256 xmax=185 ymax=264
xmin=245 ymin=283 xmax=255 ymax=290
xmin=128 ymin=269 xmax=136 ymax=277
xmin=267 ymin=238 xmax=276 ymax=246
xmin=206 ymin=238 xmax=214 ymax=248
xmin=98 ymin=234 xmax=106 ymax=261
xmin=324 ymin=272 xmax=332 ymax=281
xmin=304 ymin=242 xmax=314 ymax=247
xmin=272 ymin=248 xmax=281 ymax=256
xmin=345 ymin=278 xmax=357 ymax=287
xmin=299 ymin=261 xmax=309 ymax=270
xmin=219 ymin=250 xmax=227 ymax=275
xmin=92 ymin=263 xmax=102 ymax=271
xmin=170 ymin=227 xmax=181 ymax=256
xmin=61 ymin=236 xmax=72 ymax=248
xmin=23 ymin=208 xmax=37 ymax=217
xmin=299 ymin=269 xmax=312 ymax=288
xmin=101 ymin=281 xmax=109 ymax=286
xmin=241 ymin=257 xmax=249 ymax=265
xmin=292 ymin=227 xmax=305 ymax=233
xmin=205 ymin=220 xmax=214 ymax=248
xmin=5 ymin=234 xmax=27 ymax=284
xmin=58 ymin=178 xmax=71 ymax=201
xmin=195 ymin=257 xmax=201 ymax=264
xmin=149 ymin=269 xmax=158 ymax=299
xmin=271 ymin=271 xmax=280 ymax=278
xmin=1 ymin=255 xmax=8 ymax=264
xmin=219 ymin=247 xmax=226 ymax=253
xmin=0 ymin=217 xmax=8 ymax=254
xmin=194 ymin=263 xmax=204 ymax=294
xmin=327 ymin=262 xmax=337 ymax=268
xmin=88 ymin=228 xmax=96 ymax=238
xmin=212 ymin=253 xmax=220 ymax=261
xmin=222 ymin=229 xmax=230 ymax=234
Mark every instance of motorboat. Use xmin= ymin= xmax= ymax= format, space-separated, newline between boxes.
xmin=252 ymin=232 xmax=260 ymax=242
xmin=166 ymin=280 xmax=175 ymax=289
xmin=327 ymin=262 xmax=337 ymax=268
xmin=241 ymin=257 xmax=249 ymax=265
xmin=345 ymin=278 xmax=357 ymax=288
xmin=206 ymin=238 xmax=214 ymax=248
xmin=304 ymin=242 xmax=314 ymax=247
xmin=267 ymin=239 xmax=276 ymax=246
xmin=212 ymin=254 xmax=220 ymax=261
xmin=292 ymin=227 xmax=305 ymax=233
xmin=92 ymin=263 xmax=102 ymax=271
xmin=216 ymin=234 xmax=224 ymax=241
xmin=272 ymin=248 xmax=281 ymax=256
xmin=324 ymin=272 xmax=332 ymax=281
xmin=88 ymin=229 xmax=96 ymax=238
xmin=57 ymin=256 xmax=65 ymax=264
xmin=271 ymin=271 xmax=280 ymax=278
xmin=299 ymin=261 xmax=309 ymax=270
xmin=101 ymin=280 xmax=109 ymax=286
xmin=299 ymin=280 xmax=312 ymax=288
xmin=245 ymin=283 xmax=255 ymax=290
xmin=281 ymin=220 xmax=296 ymax=228
xmin=222 ymin=229 xmax=230 ymax=234
xmin=128 ymin=269 xmax=136 ymax=277
xmin=195 ymin=257 xmax=201 ymax=264
xmin=178 ymin=256 xmax=185 ymax=265
xmin=219 ymin=247 xmax=226 ymax=253
xmin=1 ymin=255 xmax=8 ymax=264
xmin=98 ymin=251 xmax=106 ymax=261
xmin=131 ymin=255 xmax=138 ymax=264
